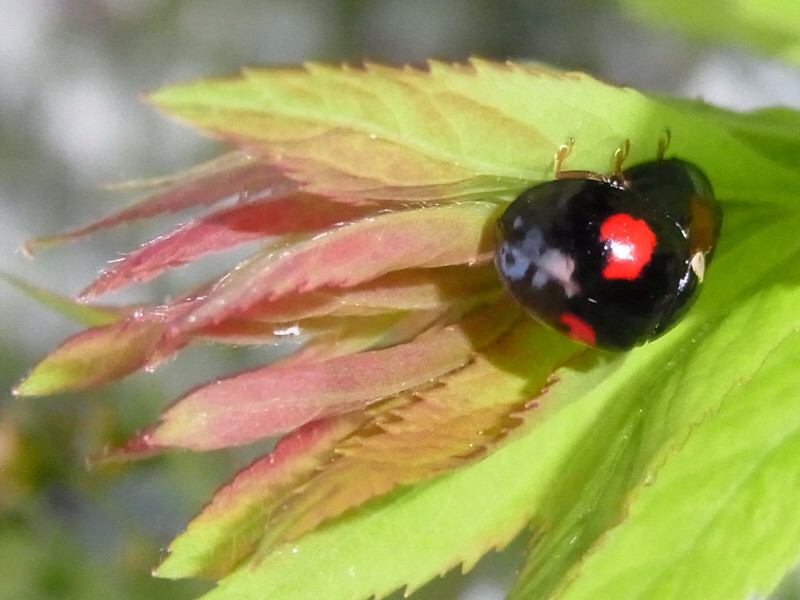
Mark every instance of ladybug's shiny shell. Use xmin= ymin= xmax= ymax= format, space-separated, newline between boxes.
xmin=495 ymin=158 xmax=722 ymax=351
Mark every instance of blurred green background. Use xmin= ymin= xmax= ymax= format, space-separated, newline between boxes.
xmin=2 ymin=1 xmax=799 ymax=599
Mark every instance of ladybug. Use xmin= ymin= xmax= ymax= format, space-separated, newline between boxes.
xmin=495 ymin=138 xmax=722 ymax=351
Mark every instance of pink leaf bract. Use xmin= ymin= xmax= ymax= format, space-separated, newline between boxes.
xmin=133 ymin=300 xmax=517 ymax=451
xmin=166 ymin=201 xmax=499 ymax=340
xmin=25 ymin=153 xmax=293 ymax=251
xmin=81 ymin=193 xmax=378 ymax=297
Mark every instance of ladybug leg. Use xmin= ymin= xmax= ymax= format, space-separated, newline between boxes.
xmin=612 ymin=139 xmax=631 ymax=176
xmin=601 ymin=139 xmax=631 ymax=188
xmin=657 ymin=128 xmax=672 ymax=160
xmin=554 ymin=138 xmax=606 ymax=182
xmin=554 ymin=138 xmax=574 ymax=176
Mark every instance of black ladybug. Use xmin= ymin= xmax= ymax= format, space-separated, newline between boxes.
xmin=495 ymin=139 xmax=722 ymax=351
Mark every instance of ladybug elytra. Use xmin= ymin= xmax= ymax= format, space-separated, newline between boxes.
xmin=495 ymin=138 xmax=722 ymax=351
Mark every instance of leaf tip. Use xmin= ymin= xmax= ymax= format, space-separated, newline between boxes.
xmin=12 ymin=360 xmax=88 ymax=397
xmin=92 ymin=431 xmax=165 ymax=464
xmin=19 ymin=240 xmax=36 ymax=258
xmin=12 ymin=375 xmax=44 ymax=398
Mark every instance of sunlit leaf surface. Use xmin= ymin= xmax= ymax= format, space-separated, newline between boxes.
xmin=14 ymin=61 xmax=800 ymax=600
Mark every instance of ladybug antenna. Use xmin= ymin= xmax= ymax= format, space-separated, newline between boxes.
xmin=554 ymin=138 xmax=608 ymax=183
xmin=657 ymin=129 xmax=672 ymax=160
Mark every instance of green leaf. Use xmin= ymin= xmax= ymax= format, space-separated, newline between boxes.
xmin=622 ymin=0 xmax=800 ymax=65
xmin=549 ymin=330 xmax=800 ymax=600
xmin=149 ymin=61 xmax=800 ymax=203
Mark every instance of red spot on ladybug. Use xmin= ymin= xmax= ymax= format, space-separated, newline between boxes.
xmin=560 ymin=313 xmax=597 ymax=346
xmin=599 ymin=213 xmax=657 ymax=280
